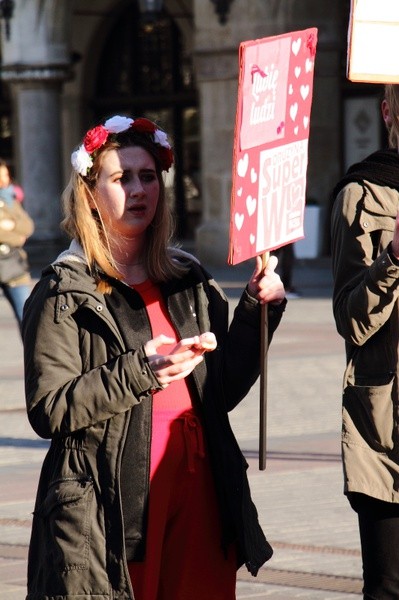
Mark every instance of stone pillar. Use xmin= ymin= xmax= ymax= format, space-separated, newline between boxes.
xmin=193 ymin=0 xmax=288 ymax=265
xmin=194 ymin=50 xmax=238 ymax=265
xmin=4 ymin=70 xmax=69 ymax=244
xmin=0 ymin=0 xmax=72 ymax=258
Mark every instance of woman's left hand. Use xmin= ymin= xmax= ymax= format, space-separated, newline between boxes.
xmin=247 ymin=254 xmax=285 ymax=305
xmin=144 ymin=334 xmax=216 ymax=388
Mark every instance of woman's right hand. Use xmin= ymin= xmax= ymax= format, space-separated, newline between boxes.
xmin=144 ymin=333 xmax=216 ymax=388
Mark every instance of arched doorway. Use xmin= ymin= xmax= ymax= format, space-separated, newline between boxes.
xmin=91 ymin=2 xmax=199 ymax=240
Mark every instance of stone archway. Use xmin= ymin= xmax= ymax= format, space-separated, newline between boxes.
xmin=87 ymin=2 xmax=199 ymax=240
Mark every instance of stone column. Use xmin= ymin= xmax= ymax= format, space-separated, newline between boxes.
xmin=0 ymin=0 xmax=72 ymax=258
xmin=193 ymin=49 xmax=238 ymax=265
xmin=193 ymin=0 xmax=288 ymax=266
xmin=3 ymin=69 xmax=69 ymax=246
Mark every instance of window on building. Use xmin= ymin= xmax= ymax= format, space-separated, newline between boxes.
xmin=92 ymin=3 xmax=199 ymax=239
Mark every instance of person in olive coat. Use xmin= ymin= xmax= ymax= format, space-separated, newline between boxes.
xmin=23 ymin=115 xmax=286 ymax=599
xmin=331 ymin=84 xmax=399 ymax=599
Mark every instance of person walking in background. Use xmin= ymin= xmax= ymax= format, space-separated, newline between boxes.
xmin=22 ymin=115 xmax=286 ymax=599
xmin=0 ymin=158 xmax=24 ymax=204
xmin=0 ymin=159 xmax=33 ymax=332
xmin=331 ymin=84 xmax=399 ymax=599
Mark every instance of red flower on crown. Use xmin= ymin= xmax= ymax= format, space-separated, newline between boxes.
xmin=131 ymin=118 xmax=157 ymax=134
xmin=83 ymin=125 xmax=109 ymax=154
xmin=157 ymin=146 xmax=174 ymax=172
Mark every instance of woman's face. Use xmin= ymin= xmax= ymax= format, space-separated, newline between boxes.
xmin=94 ymin=145 xmax=160 ymax=241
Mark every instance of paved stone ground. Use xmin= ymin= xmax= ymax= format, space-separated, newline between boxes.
xmin=0 ymin=257 xmax=364 ymax=599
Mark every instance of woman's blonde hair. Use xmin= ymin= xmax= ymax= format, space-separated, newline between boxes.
xmin=62 ymin=127 xmax=187 ymax=292
xmin=383 ymin=84 xmax=399 ymax=149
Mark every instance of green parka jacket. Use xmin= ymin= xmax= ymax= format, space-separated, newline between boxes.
xmin=331 ymin=179 xmax=399 ymax=502
xmin=22 ymin=244 xmax=286 ymax=600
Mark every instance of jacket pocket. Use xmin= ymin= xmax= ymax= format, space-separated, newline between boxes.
xmin=343 ymin=378 xmax=395 ymax=452
xmin=36 ymin=475 xmax=94 ymax=572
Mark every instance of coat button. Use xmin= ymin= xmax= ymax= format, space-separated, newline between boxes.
xmin=96 ymin=305 xmax=103 ymax=312
xmin=60 ymin=304 xmax=69 ymax=311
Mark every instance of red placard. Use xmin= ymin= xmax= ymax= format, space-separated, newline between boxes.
xmin=228 ymin=29 xmax=318 ymax=265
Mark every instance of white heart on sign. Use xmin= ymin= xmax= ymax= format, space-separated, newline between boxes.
xmin=246 ymin=195 xmax=256 ymax=216
xmin=290 ymin=103 xmax=298 ymax=121
xmin=237 ymin=187 xmax=243 ymax=197
xmin=300 ymin=84 xmax=309 ymax=100
xmin=292 ymin=38 xmax=301 ymax=56
xmin=250 ymin=168 xmax=257 ymax=183
xmin=237 ymin=153 xmax=249 ymax=178
xmin=294 ymin=66 xmax=301 ymax=79
xmin=250 ymin=233 xmax=255 ymax=245
xmin=289 ymin=83 xmax=293 ymax=95
xmin=294 ymin=126 xmax=299 ymax=135
xmin=303 ymin=116 xmax=309 ymax=129
xmin=235 ymin=212 xmax=244 ymax=231
xmin=305 ymin=58 xmax=313 ymax=73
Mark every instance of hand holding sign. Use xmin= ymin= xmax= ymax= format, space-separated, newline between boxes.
xmin=247 ymin=255 xmax=285 ymax=305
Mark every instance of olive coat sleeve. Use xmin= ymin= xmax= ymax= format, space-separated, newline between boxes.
xmin=22 ymin=274 xmax=162 ymax=440
xmin=331 ymin=182 xmax=399 ymax=347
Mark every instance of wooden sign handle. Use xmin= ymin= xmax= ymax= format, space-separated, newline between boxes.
xmin=259 ymin=252 xmax=270 ymax=470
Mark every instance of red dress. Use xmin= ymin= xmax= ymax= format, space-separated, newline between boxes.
xmin=128 ymin=280 xmax=236 ymax=600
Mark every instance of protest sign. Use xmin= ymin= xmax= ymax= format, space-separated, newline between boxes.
xmin=228 ymin=28 xmax=318 ymax=265
xmin=228 ymin=29 xmax=318 ymax=470
xmin=347 ymin=0 xmax=399 ymax=83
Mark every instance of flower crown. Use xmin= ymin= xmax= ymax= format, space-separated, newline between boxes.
xmin=71 ymin=115 xmax=174 ymax=177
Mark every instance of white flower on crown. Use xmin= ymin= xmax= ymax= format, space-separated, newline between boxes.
xmin=103 ymin=116 xmax=134 ymax=134
xmin=71 ymin=145 xmax=93 ymax=176
xmin=154 ymin=129 xmax=171 ymax=149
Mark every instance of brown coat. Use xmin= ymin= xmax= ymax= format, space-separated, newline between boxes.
xmin=331 ymin=179 xmax=399 ymax=502
xmin=0 ymin=199 xmax=34 ymax=247
xmin=0 ymin=199 xmax=34 ymax=285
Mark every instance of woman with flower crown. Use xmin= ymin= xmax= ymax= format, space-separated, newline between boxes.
xmin=22 ymin=114 xmax=286 ymax=600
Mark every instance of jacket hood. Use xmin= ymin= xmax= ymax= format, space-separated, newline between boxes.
xmin=35 ymin=239 xmax=102 ymax=300
xmin=332 ymin=148 xmax=399 ymax=199
xmin=47 ymin=239 xmax=200 ymax=294
xmin=53 ymin=238 xmax=88 ymax=266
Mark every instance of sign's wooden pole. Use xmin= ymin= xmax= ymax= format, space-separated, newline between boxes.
xmin=259 ymin=251 xmax=270 ymax=470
